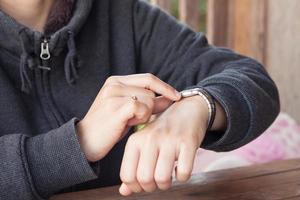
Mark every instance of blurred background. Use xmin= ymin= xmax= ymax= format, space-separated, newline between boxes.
xmin=150 ymin=0 xmax=300 ymax=123
xmin=149 ymin=0 xmax=300 ymax=171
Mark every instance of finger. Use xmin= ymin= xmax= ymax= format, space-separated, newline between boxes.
xmin=126 ymin=96 xmax=154 ymax=126
xmin=102 ymin=84 xmax=156 ymax=99
xmin=137 ymin=142 xmax=159 ymax=192
xmin=120 ymin=137 xmax=143 ymax=194
xmin=119 ymin=183 xmax=133 ymax=196
xmin=116 ymin=89 xmax=172 ymax=115
xmin=154 ymin=145 xmax=176 ymax=191
xmin=153 ymin=96 xmax=174 ymax=114
xmin=176 ymin=143 xmax=197 ymax=182
xmin=119 ymin=97 xmax=152 ymax=125
xmin=113 ymin=74 xmax=181 ymax=101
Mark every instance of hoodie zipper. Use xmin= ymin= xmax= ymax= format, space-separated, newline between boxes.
xmin=39 ymin=38 xmax=51 ymax=70
xmin=36 ymin=37 xmax=65 ymax=127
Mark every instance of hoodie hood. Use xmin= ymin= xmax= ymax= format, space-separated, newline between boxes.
xmin=0 ymin=0 xmax=94 ymax=92
xmin=45 ymin=0 xmax=76 ymax=34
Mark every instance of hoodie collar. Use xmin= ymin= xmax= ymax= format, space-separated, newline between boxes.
xmin=0 ymin=0 xmax=94 ymax=56
xmin=0 ymin=0 xmax=94 ymax=93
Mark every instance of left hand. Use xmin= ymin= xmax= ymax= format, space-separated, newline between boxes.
xmin=119 ymin=96 xmax=209 ymax=196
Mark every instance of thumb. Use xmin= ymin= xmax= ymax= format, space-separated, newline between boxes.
xmin=153 ymin=96 xmax=174 ymax=114
xmin=119 ymin=183 xmax=133 ymax=196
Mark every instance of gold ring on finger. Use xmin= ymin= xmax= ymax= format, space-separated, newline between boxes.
xmin=131 ymin=96 xmax=138 ymax=101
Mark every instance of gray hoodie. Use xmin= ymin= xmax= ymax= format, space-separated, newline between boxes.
xmin=0 ymin=0 xmax=279 ymax=199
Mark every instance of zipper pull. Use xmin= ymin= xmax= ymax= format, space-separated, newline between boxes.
xmin=39 ymin=39 xmax=51 ymax=70
xmin=40 ymin=39 xmax=51 ymax=60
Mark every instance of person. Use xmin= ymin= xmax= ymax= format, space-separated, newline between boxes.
xmin=0 ymin=0 xmax=280 ymax=199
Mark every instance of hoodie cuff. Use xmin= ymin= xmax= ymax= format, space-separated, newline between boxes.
xmin=26 ymin=118 xmax=98 ymax=198
xmin=186 ymin=84 xmax=251 ymax=152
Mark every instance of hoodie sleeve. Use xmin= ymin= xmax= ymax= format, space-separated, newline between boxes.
xmin=133 ymin=0 xmax=280 ymax=151
xmin=0 ymin=118 xmax=98 ymax=200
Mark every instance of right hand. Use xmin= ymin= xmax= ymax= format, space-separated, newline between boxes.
xmin=76 ymin=74 xmax=181 ymax=162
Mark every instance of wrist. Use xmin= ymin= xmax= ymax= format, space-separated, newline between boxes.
xmin=76 ymin=120 xmax=99 ymax=162
xmin=76 ymin=121 xmax=90 ymax=160
xmin=180 ymin=88 xmax=216 ymax=131
xmin=180 ymin=95 xmax=210 ymax=125
xmin=180 ymin=88 xmax=227 ymax=132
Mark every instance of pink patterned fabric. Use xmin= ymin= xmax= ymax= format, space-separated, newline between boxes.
xmin=193 ymin=113 xmax=300 ymax=173
xmin=234 ymin=134 xmax=285 ymax=163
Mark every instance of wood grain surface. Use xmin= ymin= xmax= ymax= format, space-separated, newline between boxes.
xmin=52 ymin=159 xmax=300 ymax=200
xmin=266 ymin=0 xmax=300 ymax=123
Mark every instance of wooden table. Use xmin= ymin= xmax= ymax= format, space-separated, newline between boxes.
xmin=52 ymin=159 xmax=300 ymax=200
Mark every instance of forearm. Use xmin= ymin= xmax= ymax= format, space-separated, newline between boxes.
xmin=0 ymin=119 xmax=97 ymax=200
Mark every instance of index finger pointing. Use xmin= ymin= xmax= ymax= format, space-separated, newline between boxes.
xmin=114 ymin=74 xmax=181 ymax=101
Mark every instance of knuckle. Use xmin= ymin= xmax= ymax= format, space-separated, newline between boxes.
xmin=145 ymin=73 xmax=156 ymax=82
xmin=101 ymin=84 xmax=121 ymax=97
xmin=111 ymin=83 xmax=123 ymax=90
xmin=120 ymin=173 xmax=136 ymax=184
xmin=137 ymin=174 xmax=154 ymax=185
xmin=127 ymin=134 xmax=138 ymax=146
xmin=155 ymin=174 xmax=171 ymax=185
xmin=147 ymin=90 xmax=156 ymax=98
xmin=100 ymin=86 xmax=111 ymax=97
xmin=106 ymin=76 xmax=119 ymax=84
xmin=138 ymin=108 xmax=151 ymax=120
xmin=128 ymin=100 xmax=139 ymax=112
xmin=147 ymin=98 xmax=155 ymax=110
xmin=127 ymin=134 xmax=142 ymax=149
xmin=139 ymin=116 xmax=151 ymax=124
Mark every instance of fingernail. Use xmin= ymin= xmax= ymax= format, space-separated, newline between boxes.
xmin=175 ymin=91 xmax=182 ymax=100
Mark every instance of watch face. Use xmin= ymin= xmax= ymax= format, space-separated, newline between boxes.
xmin=180 ymin=88 xmax=201 ymax=98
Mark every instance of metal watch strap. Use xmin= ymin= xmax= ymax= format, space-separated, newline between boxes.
xmin=180 ymin=88 xmax=216 ymax=131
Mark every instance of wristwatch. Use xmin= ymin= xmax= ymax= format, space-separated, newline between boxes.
xmin=134 ymin=87 xmax=216 ymax=133
xmin=180 ymin=88 xmax=216 ymax=131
